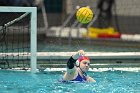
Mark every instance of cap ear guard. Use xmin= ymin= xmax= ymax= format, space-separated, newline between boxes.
xmin=76 ymin=60 xmax=80 ymax=67
xmin=76 ymin=56 xmax=90 ymax=67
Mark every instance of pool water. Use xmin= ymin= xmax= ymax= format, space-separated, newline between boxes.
xmin=0 ymin=70 xmax=140 ymax=93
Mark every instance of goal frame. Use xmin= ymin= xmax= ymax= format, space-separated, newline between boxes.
xmin=0 ymin=6 xmax=37 ymax=73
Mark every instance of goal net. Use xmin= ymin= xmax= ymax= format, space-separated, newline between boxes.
xmin=0 ymin=7 xmax=37 ymax=73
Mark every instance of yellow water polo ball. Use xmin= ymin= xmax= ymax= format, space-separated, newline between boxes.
xmin=76 ymin=7 xmax=93 ymax=24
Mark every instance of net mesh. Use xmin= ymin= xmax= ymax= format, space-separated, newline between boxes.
xmin=0 ymin=12 xmax=30 ymax=69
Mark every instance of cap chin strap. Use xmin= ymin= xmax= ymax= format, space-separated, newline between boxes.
xmin=79 ymin=67 xmax=87 ymax=76
xmin=76 ymin=60 xmax=87 ymax=76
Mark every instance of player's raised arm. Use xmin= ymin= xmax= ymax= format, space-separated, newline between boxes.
xmin=67 ymin=50 xmax=85 ymax=70
xmin=63 ymin=50 xmax=85 ymax=80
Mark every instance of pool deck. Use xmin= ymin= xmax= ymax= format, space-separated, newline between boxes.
xmin=1 ymin=52 xmax=140 ymax=60
xmin=0 ymin=52 xmax=140 ymax=71
xmin=1 ymin=52 xmax=140 ymax=61
xmin=37 ymin=52 xmax=140 ymax=60
xmin=37 ymin=52 xmax=140 ymax=69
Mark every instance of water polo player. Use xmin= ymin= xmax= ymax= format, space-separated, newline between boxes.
xmin=63 ymin=50 xmax=96 ymax=82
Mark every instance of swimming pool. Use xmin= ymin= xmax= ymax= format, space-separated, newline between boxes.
xmin=0 ymin=70 xmax=140 ymax=93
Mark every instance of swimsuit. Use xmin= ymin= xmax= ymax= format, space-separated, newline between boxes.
xmin=60 ymin=72 xmax=87 ymax=83
xmin=72 ymin=73 xmax=87 ymax=82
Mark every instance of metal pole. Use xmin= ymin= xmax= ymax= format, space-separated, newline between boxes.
xmin=59 ymin=6 xmax=80 ymax=45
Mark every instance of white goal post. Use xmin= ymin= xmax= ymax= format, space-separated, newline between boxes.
xmin=0 ymin=6 xmax=37 ymax=73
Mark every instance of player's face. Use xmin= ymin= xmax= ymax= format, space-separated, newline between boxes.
xmin=80 ymin=60 xmax=90 ymax=72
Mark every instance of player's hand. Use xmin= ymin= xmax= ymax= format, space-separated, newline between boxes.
xmin=72 ymin=50 xmax=85 ymax=59
xmin=77 ymin=50 xmax=85 ymax=56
